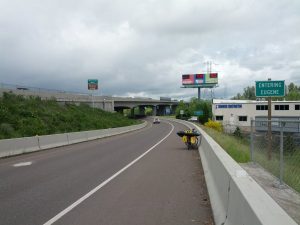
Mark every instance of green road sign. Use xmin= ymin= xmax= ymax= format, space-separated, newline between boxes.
xmin=88 ymin=79 xmax=98 ymax=90
xmin=255 ymin=80 xmax=285 ymax=97
xmin=194 ymin=110 xmax=203 ymax=116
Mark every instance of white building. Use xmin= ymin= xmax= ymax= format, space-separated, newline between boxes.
xmin=212 ymin=99 xmax=300 ymax=132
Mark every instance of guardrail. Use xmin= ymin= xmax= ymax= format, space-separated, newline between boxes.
xmin=165 ymin=118 xmax=297 ymax=225
xmin=0 ymin=122 xmax=147 ymax=158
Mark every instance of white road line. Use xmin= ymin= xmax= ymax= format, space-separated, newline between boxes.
xmin=43 ymin=121 xmax=174 ymax=225
xmin=13 ymin=162 xmax=32 ymax=167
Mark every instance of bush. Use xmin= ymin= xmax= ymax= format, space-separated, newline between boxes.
xmin=233 ymin=127 xmax=243 ymax=139
xmin=0 ymin=123 xmax=15 ymax=138
xmin=204 ymin=119 xmax=223 ymax=132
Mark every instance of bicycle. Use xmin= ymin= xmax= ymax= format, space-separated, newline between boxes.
xmin=177 ymin=129 xmax=201 ymax=150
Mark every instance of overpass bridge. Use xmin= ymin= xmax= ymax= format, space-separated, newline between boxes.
xmin=0 ymin=85 xmax=179 ymax=116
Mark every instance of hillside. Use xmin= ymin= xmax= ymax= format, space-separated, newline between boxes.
xmin=0 ymin=92 xmax=140 ymax=139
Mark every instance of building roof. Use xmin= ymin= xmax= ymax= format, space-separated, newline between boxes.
xmin=213 ymin=99 xmax=300 ymax=104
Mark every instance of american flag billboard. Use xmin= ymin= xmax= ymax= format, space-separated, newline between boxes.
xmin=182 ymin=73 xmax=218 ymax=87
xmin=182 ymin=75 xmax=195 ymax=85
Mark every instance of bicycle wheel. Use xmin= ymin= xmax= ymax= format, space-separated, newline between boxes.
xmin=191 ymin=137 xmax=199 ymax=149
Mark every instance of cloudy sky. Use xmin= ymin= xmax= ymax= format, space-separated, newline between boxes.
xmin=0 ymin=0 xmax=299 ymax=100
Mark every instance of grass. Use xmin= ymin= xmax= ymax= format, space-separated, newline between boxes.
xmin=201 ymin=124 xmax=300 ymax=192
xmin=254 ymin=145 xmax=300 ymax=193
xmin=201 ymin=125 xmax=250 ymax=163
xmin=0 ymin=92 xmax=140 ymax=139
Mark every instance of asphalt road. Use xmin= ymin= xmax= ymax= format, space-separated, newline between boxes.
xmin=0 ymin=118 xmax=213 ymax=225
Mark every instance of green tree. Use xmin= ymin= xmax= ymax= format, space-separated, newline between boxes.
xmin=243 ymin=86 xmax=256 ymax=100
xmin=288 ymin=82 xmax=298 ymax=92
xmin=145 ymin=107 xmax=153 ymax=116
xmin=286 ymin=82 xmax=300 ymax=100
xmin=232 ymin=86 xmax=255 ymax=100
xmin=175 ymin=100 xmax=190 ymax=119
xmin=183 ymin=98 xmax=212 ymax=124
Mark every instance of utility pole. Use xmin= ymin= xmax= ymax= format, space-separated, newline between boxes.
xmin=198 ymin=61 xmax=214 ymax=101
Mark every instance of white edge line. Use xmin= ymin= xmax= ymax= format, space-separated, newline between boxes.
xmin=43 ymin=121 xmax=174 ymax=225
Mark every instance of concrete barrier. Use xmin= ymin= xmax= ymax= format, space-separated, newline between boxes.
xmin=0 ymin=136 xmax=39 ymax=158
xmin=165 ymin=118 xmax=297 ymax=225
xmin=0 ymin=121 xmax=147 ymax=158
xmin=38 ymin=133 xmax=69 ymax=150
xmin=68 ymin=131 xmax=89 ymax=144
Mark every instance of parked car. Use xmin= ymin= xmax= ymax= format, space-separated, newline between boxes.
xmin=153 ymin=117 xmax=160 ymax=124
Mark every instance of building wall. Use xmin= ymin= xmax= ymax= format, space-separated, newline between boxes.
xmin=212 ymin=100 xmax=300 ymax=132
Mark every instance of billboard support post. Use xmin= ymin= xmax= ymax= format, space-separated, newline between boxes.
xmin=198 ymin=87 xmax=201 ymax=100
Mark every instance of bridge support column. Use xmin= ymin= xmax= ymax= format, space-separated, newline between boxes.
xmin=171 ymin=105 xmax=177 ymax=115
xmin=130 ymin=108 xmax=135 ymax=118
xmin=138 ymin=106 xmax=146 ymax=116
xmin=152 ymin=105 xmax=157 ymax=116
xmin=156 ymin=106 xmax=166 ymax=116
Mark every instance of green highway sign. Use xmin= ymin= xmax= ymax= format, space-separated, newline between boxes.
xmin=194 ymin=110 xmax=203 ymax=116
xmin=255 ymin=80 xmax=285 ymax=97
xmin=88 ymin=79 xmax=98 ymax=90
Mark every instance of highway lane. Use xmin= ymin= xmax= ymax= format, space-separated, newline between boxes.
xmin=0 ymin=118 xmax=213 ymax=225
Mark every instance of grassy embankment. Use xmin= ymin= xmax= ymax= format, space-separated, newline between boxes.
xmin=252 ymin=142 xmax=300 ymax=193
xmin=0 ymin=92 xmax=140 ymax=139
xmin=201 ymin=125 xmax=250 ymax=163
xmin=201 ymin=125 xmax=300 ymax=193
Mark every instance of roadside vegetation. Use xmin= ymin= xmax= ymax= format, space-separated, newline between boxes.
xmin=175 ymin=98 xmax=212 ymax=123
xmin=0 ymin=92 xmax=139 ymax=139
xmin=202 ymin=120 xmax=250 ymax=163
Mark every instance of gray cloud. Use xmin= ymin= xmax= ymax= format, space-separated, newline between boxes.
xmin=0 ymin=0 xmax=299 ymax=100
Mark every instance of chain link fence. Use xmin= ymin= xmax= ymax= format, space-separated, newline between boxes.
xmin=250 ymin=119 xmax=300 ymax=193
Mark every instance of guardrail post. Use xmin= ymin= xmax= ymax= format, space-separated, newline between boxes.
xmin=250 ymin=119 xmax=254 ymax=162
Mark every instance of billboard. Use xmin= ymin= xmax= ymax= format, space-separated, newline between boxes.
xmin=88 ymin=79 xmax=98 ymax=90
xmin=182 ymin=75 xmax=195 ymax=85
xmin=182 ymin=73 xmax=218 ymax=87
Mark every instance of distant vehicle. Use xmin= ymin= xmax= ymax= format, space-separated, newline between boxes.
xmin=188 ymin=116 xmax=198 ymax=122
xmin=153 ymin=117 xmax=160 ymax=124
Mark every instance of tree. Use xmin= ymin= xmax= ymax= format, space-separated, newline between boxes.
xmin=186 ymin=98 xmax=212 ymax=124
xmin=232 ymin=86 xmax=256 ymax=100
xmin=232 ymin=93 xmax=242 ymax=100
xmin=242 ymin=86 xmax=256 ymax=100
xmin=286 ymin=90 xmax=300 ymax=100
xmin=288 ymin=82 xmax=298 ymax=92
xmin=175 ymin=100 xmax=190 ymax=119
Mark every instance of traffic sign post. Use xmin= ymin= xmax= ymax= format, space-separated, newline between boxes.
xmin=255 ymin=79 xmax=285 ymax=160
xmin=88 ymin=79 xmax=99 ymax=109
